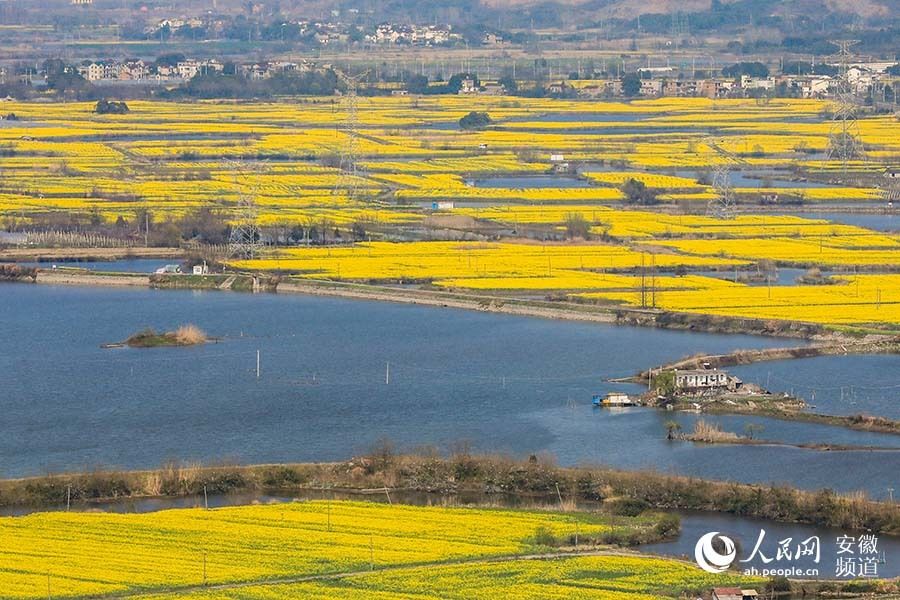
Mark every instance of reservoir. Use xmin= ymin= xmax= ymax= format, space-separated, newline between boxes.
xmin=2 ymin=283 xmax=897 ymax=497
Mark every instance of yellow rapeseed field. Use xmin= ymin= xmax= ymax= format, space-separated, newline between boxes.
xmin=232 ymin=241 xmax=744 ymax=281
xmin=3 ymin=95 xmax=897 ymax=328
xmin=656 ymin=237 xmax=900 ymax=267
xmin=0 ymin=96 xmax=890 ymax=228
xmin=578 ymin=274 xmax=900 ymax=327
xmin=0 ymin=500 xmax=687 ymax=599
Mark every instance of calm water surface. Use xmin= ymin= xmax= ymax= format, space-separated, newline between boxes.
xmin=2 ymin=284 xmax=897 ymax=496
xmin=732 ymin=355 xmax=900 ymax=420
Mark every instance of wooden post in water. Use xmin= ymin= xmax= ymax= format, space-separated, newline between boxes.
xmin=256 ymin=350 xmax=260 ymax=379
xmin=385 ymin=362 xmax=390 ymax=385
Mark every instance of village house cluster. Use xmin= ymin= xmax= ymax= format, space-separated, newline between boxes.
xmin=143 ymin=15 xmax=349 ymax=45
xmin=73 ymin=58 xmax=317 ymax=84
xmin=461 ymin=61 xmax=897 ymax=100
xmin=75 ymin=58 xmax=221 ymax=83
xmin=140 ymin=13 xmax=464 ymax=48
xmin=370 ymin=23 xmax=460 ymax=46
xmin=144 ymin=16 xmax=205 ymax=35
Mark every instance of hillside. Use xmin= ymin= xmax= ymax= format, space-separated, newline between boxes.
xmin=479 ymin=0 xmax=892 ymax=19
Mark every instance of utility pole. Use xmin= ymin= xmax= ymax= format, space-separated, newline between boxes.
xmin=640 ymin=253 xmax=646 ymax=308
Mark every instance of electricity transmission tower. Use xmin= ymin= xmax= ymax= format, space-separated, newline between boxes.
xmin=669 ymin=11 xmax=688 ymax=50
xmin=227 ymin=160 xmax=265 ymax=259
xmin=703 ymin=137 xmax=747 ymax=219
xmin=827 ymin=40 xmax=866 ymax=175
xmin=331 ymin=69 xmax=370 ymax=203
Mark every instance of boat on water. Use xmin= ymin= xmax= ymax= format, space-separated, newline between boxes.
xmin=592 ymin=392 xmax=637 ymax=407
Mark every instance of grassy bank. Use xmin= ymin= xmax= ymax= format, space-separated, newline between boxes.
xmin=4 ymin=453 xmax=897 ymax=536
xmin=700 ymin=402 xmax=900 ymax=436
xmin=674 ymin=419 xmax=900 ymax=450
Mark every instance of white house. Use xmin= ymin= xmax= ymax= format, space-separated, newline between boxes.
xmin=78 ymin=62 xmax=108 ymax=82
xmin=673 ymin=368 xmax=736 ymax=391
xmin=458 ymin=78 xmax=478 ymax=94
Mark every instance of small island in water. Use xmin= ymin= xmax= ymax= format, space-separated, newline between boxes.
xmin=107 ymin=324 xmax=208 ymax=348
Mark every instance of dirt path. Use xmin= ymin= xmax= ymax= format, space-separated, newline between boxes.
xmin=638 ymin=339 xmax=900 ymax=379
xmin=278 ymin=280 xmax=621 ymax=324
xmin=106 ymin=548 xmax=652 ymax=598
xmin=35 ymin=271 xmax=149 ymax=287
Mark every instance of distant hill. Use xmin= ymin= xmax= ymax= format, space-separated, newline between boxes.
xmin=479 ymin=0 xmax=892 ymax=19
